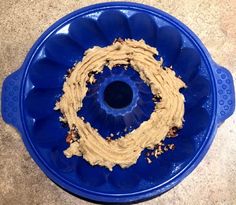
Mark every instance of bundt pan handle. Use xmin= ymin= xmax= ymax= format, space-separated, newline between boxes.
xmin=213 ymin=64 xmax=235 ymax=126
xmin=1 ymin=68 xmax=24 ymax=133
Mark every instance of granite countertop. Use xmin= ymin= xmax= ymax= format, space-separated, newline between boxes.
xmin=0 ymin=0 xmax=236 ymax=204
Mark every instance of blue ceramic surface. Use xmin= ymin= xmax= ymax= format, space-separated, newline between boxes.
xmin=1 ymin=2 xmax=235 ymax=203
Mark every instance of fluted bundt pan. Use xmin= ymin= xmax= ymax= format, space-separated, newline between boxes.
xmin=1 ymin=2 xmax=235 ymax=203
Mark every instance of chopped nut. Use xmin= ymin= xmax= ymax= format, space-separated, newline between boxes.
xmin=66 ymin=132 xmax=73 ymax=144
xmin=106 ymin=137 xmax=112 ymax=142
xmin=59 ymin=116 xmax=66 ymax=123
xmin=168 ymin=144 xmax=175 ymax=150
xmin=66 ymin=68 xmax=75 ymax=77
xmin=88 ymin=71 xmax=97 ymax=77
xmin=154 ymin=147 xmax=164 ymax=158
xmin=114 ymin=37 xmax=124 ymax=43
xmin=154 ymin=149 xmax=158 ymax=158
xmin=146 ymin=157 xmax=152 ymax=164
xmin=152 ymin=95 xmax=161 ymax=103
xmin=156 ymin=142 xmax=164 ymax=147
xmin=167 ymin=127 xmax=178 ymax=137
xmin=158 ymin=151 xmax=163 ymax=155
xmin=71 ymin=124 xmax=78 ymax=133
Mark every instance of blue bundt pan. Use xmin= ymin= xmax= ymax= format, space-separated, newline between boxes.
xmin=1 ymin=2 xmax=235 ymax=203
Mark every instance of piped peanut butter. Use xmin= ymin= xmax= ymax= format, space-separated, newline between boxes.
xmin=55 ymin=39 xmax=186 ymax=171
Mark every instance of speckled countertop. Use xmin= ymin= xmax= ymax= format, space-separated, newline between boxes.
xmin=0 ymin=0 xmax=236 ymax=204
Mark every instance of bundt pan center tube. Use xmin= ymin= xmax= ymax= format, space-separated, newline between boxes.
xmin=1 ymin=2 xmax=235 ymax=204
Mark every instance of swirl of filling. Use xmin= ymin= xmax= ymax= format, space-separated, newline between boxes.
xmin=55 ymin=39 xmax=186 ymax=171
